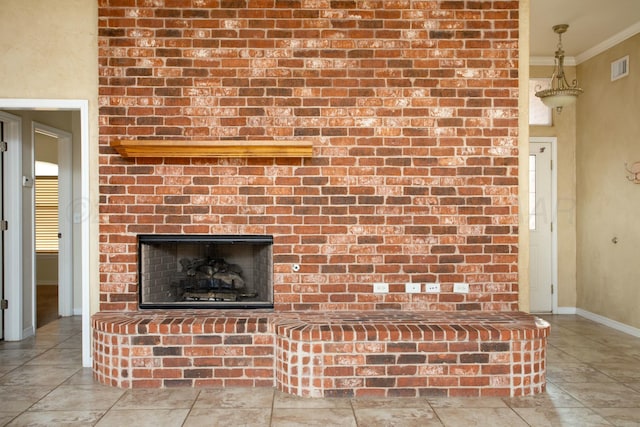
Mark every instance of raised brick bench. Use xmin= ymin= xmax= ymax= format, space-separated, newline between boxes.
xmin=92 ymin=310 xmax=549 ymax=397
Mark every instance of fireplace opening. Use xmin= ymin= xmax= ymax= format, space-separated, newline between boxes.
xmin=138 ymin=234 xmax=273 ymax=309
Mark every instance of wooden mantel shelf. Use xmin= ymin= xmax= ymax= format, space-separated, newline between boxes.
xmin=110 ymin=139 xmax=313 ymax=158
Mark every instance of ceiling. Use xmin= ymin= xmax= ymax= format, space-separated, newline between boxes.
xmin=530 ymin=0 xmax=640 ymax=62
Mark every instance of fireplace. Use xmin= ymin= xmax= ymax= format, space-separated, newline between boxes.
xmin=138 ymin=234 xmax=273 ymax=309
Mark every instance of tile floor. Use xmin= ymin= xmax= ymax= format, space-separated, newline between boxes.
xmin=1 ymin=315 xmax=640 ymax=426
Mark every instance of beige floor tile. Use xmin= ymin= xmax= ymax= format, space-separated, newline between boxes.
xmin=0 ymin=349 xmax=45 ymax=365
xmin=184 ymin=408 xmax=271 ymax=427
xmin=25 ymin=348 xmax=82 ymax=366
xmin=274 ymin=390 xmax=352 ymax=409
xmin=54 ymin=334 xmax=83 ymax=349
xmin=0 ymin=412 xmax=21 ymax=426
xmin=354 ymin=407 xmax=443 ymax=426
xmin=30 ymin=384 xmax=125 ymax=411
xmin=271 ymin=408 xmax=357 ymax=427
xmin=114 ymin=388 xmax=201 ymax=409
xmin=428 ymin=396 xmax=508 ymax=408
xmin=595 ymin=407 xmax=640 ymax=426
xmin=95 ymin=408 xmax=189 ymax=427
xmin=63 ymin=367 xmax=98 ymax=385
xmin=514 ymin=407 xmax=611 ymax=426
xmin=0 ymin=365 xmax=81 ymax=386
xmin=623 ymin=382 xmax=640 ymax=392
xmin=546 ymin=363 xmax=616 ymax=383
xmin=590 ymin=363 xmax=640 ymax=382
xmin=547 ymin=334 xmax=595 ymax=348
xmin=503 ymin=382 xmax=584 ymax=408
xmin=352 ymin=396 xmax=431 ymax=409
xmin=0 ymin=385 xmax=56 ymax=411
xmin=193 ymin=387 xmax=274 ymax=409
xmin=546 ymin=345 xmax=583 ymax=364
xmin=433 ymin=407 xmax=528 ymax=427
xmin=562 ymin=348 xmax=640 ymax=364
xmin=558 ymin=382 xmax=640 ymax=408
xmin=0 ymin=364 xmax=19 ymax=376
xmin=5 ymin=410 xmax=105 ymax=426
xmin=0 ymin=337 xmax=40 ymax=350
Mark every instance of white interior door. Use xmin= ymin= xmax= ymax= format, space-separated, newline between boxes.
xmin=529 ymin=141 xmax=554 ymax=312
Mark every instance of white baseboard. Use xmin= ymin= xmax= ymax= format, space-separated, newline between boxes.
xmin=576 ymin=308 xmax=640 ymax=338
xmin=73 ymin=308 xmax=82 ymax=316
xmin=556 ymin=306 xmax=577 ymax=315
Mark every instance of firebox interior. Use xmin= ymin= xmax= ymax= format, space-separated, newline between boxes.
xmin=138 ymin=234 xmax=273 ymax=309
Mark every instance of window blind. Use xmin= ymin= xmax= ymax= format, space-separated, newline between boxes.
xmin=35 ymin=176 xmax=59 ymax=252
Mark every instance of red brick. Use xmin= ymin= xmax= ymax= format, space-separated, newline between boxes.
xmin=98 ymin=1 xmax=519 ymax=314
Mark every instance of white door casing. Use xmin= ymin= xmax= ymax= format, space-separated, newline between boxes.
xmin=0 ymin=111 xmax=23 ymax=340
xmin=0 ymin=121 xmax=4 ymax=339
xmin=529 ymin=138 xmax=558 ymax=313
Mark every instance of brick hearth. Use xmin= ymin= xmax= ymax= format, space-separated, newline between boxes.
xmin=93 ymin=310 xmax=548 ymax=397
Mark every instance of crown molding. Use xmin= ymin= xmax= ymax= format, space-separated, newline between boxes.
xmin=576 ymin=21 xmax=640 ymax=64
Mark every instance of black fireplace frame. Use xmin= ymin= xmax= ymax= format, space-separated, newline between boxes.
xmin=137 ymin=234 xmax=274 ymax=310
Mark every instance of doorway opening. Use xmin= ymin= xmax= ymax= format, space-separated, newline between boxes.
xmin=34 ymin=131 xmax=60 ymax=327
xmin=0 ymin=99 xmax=90 ymax=367
xmin=33 ymin=123 xmax=73 ymax=329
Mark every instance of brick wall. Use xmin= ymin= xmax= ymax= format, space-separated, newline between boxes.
xmin=98 ymin=0 xmax=520 ymax=313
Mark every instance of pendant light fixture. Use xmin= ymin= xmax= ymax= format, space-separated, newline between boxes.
xmin=535 ymin=24 xmax=583 ymax=112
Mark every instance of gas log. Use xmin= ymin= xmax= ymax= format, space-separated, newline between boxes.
xmin=179 ymin=257 xmax=256 ymax=302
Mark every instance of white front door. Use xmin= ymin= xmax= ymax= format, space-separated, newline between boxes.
xmin=529 ymin=141 xmax=554 ymax=312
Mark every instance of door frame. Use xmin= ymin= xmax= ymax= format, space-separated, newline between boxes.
xmin=0 ymin=111 xmax=23 ymax=341
xmin=0 ymin=99 xmax=90 ymax=367
xmin=529 ymin=137 xmax=559 ymax=313
xmin=32 ymin=122 xmax=73 ymax=319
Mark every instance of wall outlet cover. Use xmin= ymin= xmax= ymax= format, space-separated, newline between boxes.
xmin=425 ymin=283 xmax=440 ymax=293
xmin=405 ymin=283 xmax=421 ymax=293
xmin=453 ymin=282 xmax=469 ymax=293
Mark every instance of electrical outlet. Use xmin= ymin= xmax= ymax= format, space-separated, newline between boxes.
xmin=425 ymin=283 xmax=440 ymax=293
xmin=373 ymin=282 xmax=389 ymax=293
xmin=405 ymin=283 xmax=421 ymax=293
xmin=453 ymin=282 xmax=469 ymax=293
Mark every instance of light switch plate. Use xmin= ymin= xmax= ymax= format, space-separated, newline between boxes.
xmin=453 ymin=282 xmax=469 ymax=293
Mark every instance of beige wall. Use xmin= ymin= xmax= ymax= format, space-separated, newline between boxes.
xmin=576 ymin=34 xmax=640 ymax=329
xmin=0 ymin=0 xmax=99 ymax=318
xmin=529 ymin=65 xmax=578 ymax=310
xmin=0 ymin=0 xmax=98 ymax=100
